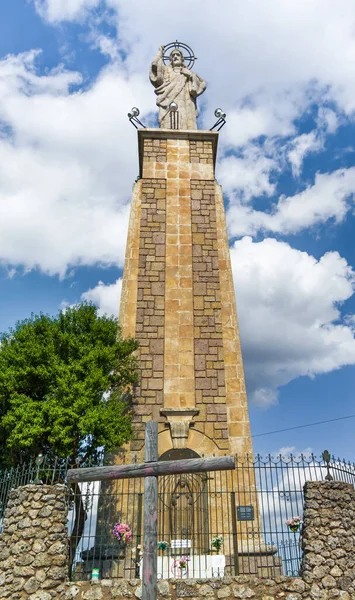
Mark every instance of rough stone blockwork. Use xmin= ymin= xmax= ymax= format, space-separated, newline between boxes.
xmin=191 ymin=180 xmax=228 ymax=451
xmin=301 ymin=481 xmax=355 ymax=597
xmin=1 ymin=481 xmax=355 ymax=599
xmin=189 ymin=140 xmax=213 ymax=164
xmin=143 ymin=138 xmax=167 ymax=162
xmin=64 ymin=576 xmax=312 ymax=599
xmin=66 ymin=575 xmax=355 ymax=599
xmin=132 ymin=178 xmax=166 ymax=452
xmin=0 ymin=484 xmax=68 ymax=599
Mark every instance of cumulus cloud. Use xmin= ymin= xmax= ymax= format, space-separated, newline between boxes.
xmin=0 ymin=0 xmax=353 ymax=278
xmin=33 ymin=0 xmax=355 ymax=117
xmin=81 ymin=278 xmax=122 ymax=317
xmin=227 ymin=167 xmax=355 ymax=237
xmin=277 ymin=446 xmax=296 ymax=457
xmin=32 ymin=0 xmax=355 ymax=227
xmin=3 ymin=0 xmax=355 ymax=406
xmin=33 ymin=0 xmax=99 ymax=23
xmin=0 ymin=50 xmax=153 ymax=276
xmin=287 ymin=108 xmax=339 ymax=178
xmin=230 ymin=237 xmax=355 ymax=406
xmin=217 ymin=144 xmax=278 ymax=202
xmin=287 ymin=132 xmax=324 ymax=178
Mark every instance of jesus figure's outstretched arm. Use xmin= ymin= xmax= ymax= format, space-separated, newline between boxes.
xmin=150 ymin=46 xmax=165 ymax=88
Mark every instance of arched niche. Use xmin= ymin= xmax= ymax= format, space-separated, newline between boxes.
xmin=159 ymin=448 xmax=200 ymax=461
xmin=157 ymin=448 xmax=209 ymax=553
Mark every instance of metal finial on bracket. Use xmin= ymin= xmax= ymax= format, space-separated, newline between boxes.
xmin=322 ymin=449 xmax=333 ymax=481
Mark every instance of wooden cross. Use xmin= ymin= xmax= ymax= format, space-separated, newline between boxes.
xmin=68 ymin=422 xmax=235 ymax=600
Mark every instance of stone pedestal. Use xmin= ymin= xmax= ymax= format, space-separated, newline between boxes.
xmin=119 ymin=129 xmax=254 ymax=461
xmin=116 ymin=128 xmax=263 ymax=567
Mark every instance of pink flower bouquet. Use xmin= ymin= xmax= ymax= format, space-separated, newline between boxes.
xmin=112 ymin=522 xmax=133 ymax=544
xmin=286 ymin=516 xmax=302 ymax=532
xmin=177 ymin=556 xmax=190 ymax=570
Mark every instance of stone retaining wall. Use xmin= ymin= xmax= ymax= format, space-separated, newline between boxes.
xmin=301 ymin=481 xmax=355 ymax=597
xmin=64 ymin=576 xmax=351 ymax=599
xmin=0 ymin=484 xmax=68 ymax=599
xmin=0 ymin=480 xmax=355 ymax=599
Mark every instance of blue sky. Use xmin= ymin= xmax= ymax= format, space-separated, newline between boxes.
xmin=1 ymin=0 xmax=355 ymax=461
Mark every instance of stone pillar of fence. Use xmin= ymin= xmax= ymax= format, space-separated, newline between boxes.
xmin=0 ymin=483 xmax=68 ymax=599
xmin=301 ymin=480 xmax=355 ymax=597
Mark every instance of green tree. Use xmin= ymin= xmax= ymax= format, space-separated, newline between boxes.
xmin=0 ymin=302 xmax=138 ymax=567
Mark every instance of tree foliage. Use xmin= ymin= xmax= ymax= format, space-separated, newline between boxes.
xmin=0 ymin=303 xmax=138 ymax=467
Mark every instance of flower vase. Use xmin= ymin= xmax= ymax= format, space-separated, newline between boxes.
xmin=179 ymin=566 xmax=187 ymax=578
xmin=289 ymin=525 xmax=300 ymax=533
xmin=115 ymin=541 xmax=126 ymax=559
xmin=211 ymin=554 xmax=226 ymax=577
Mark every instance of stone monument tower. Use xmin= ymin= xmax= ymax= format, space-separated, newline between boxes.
xmin=94 ymin=43 xmax=281 ymax=580
xmin=119 ymin=42 xmax=254 ymax=462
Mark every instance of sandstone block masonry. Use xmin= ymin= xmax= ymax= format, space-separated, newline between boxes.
xmin=189 ymin=140 xmax=214 ymax=164
xmin=132 ymin=178 xmax=167 ymax=452
xmin=0 ymin=484 xmax=68 ymax=599
xmin=120 ymin=129 xmax=254 ymax=459
xmin=191 ymin=180 xmax=228 ymax=446
xmin=143 ymin=138 xmax=167 ymax=162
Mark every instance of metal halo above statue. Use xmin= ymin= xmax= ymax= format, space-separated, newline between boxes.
xmin=162 ymin=40 xmax=196 ymax=70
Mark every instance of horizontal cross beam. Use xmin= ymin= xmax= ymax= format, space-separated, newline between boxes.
xmin=67 ymin=455 xmax=235 ymax=484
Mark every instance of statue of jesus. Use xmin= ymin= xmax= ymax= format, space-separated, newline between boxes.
xmin=150 ymin=46 xmax=206 ymax=130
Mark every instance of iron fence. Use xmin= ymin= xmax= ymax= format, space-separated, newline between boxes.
xmin=239 ymin=453 xmax=355 ymax=577
xmin=0 ymin=454 xmax=73 ymax=532
xmin=0 ymin=452 xmax=354 ymax=581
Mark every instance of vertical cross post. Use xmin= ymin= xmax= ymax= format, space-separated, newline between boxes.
xmin=142 ymin=421 xmax=158 ymax=600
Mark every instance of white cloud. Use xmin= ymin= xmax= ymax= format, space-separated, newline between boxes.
xmin=344 ymin=314 xmax=355 ymax=330
xmin=80 ymin=239 xmax=355 ymax=411
xmin=2 ymin=0 xmax=355 ymax=407
xmin=287 ymin=132 xmax=324 ymax=178
xmin=275 ymin=446 xmax=313 ymax=459
xmin=217 ymin=144 xmax=278 ymax=202
xmin=33 ymin=0 xmax=99 ymax=22
xmin=218 ymin=107 xmax=339 ymax=210
xmin=231 ymin=237 xmax=355 ymax=406
xmin=286 ymin=108 xmax=339 ymax=178
xmin=34 ymin=0 xmax=355 ymax=241
xmin=0 ymin=0 xmax=353 ymax=278
xmin=81 ymin=278 xmax=122 ymax=317
xmin=317 ymin=108 xmax=339 ymax=135
xmin=33 ymin=0 xmax=355 ymax=120
xmin=227 ymin=167 xmax=355 ymax=237
xmin=252 ymin=388 xmax=278 ymax=409
xmin=277 ymin=446 xmax=296 ymax=456
xmin=0 ymin=50 xmax=153 ymax=276
xmin=33 ymin=0 xmax=355 ymax=232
